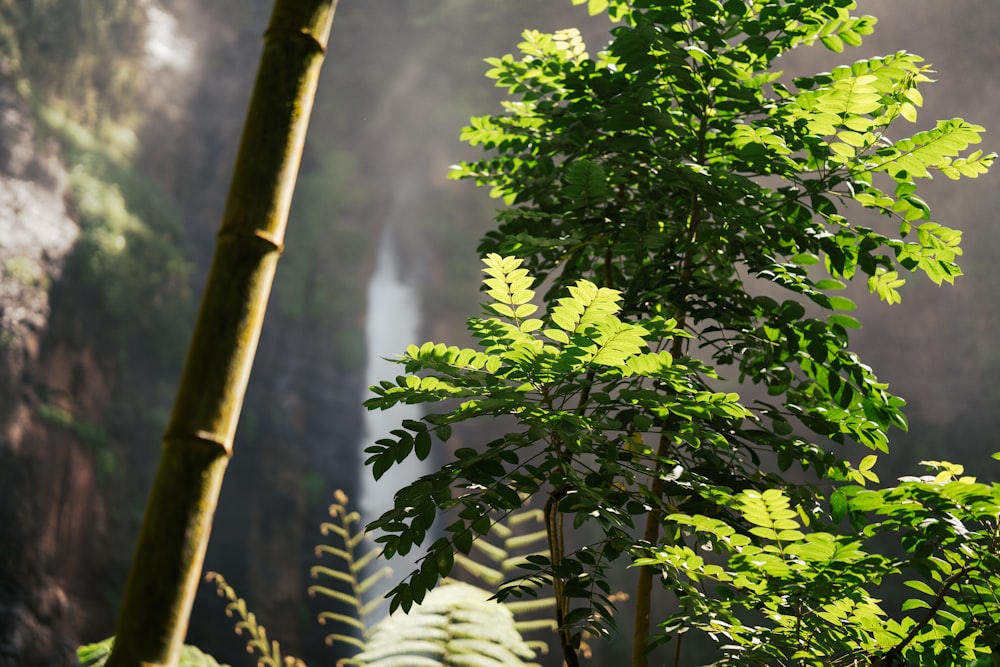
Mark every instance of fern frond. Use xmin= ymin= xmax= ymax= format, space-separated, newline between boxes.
xmin=361 ymin=596 xmax=389 ymax=618
xmin=524 ymin=636 xmax=553 ymax=652
xmin=311 ymin=491 xmax=391 ymax=657
xmin=318 ymin=612 xmax=366 ymax=631
xmin=443 ymin=502 xmax=557 ymax=659
xmin=319 ymin=522 xmax=352 ymax=540
xmin=308 ymin=584 xmax=361 ymax=607
xmin=454 ymin=553 xmax=504 ymax=586
xmin=507 ymin=509 xmax=545 ymax=527
xmin=314 ymin=545 xmax=353 ymax=561
xmin=205 ymin=571 xmax=302 ymax=667
xmin=357 ymin=568 xmax=392 ymax=596
xmin=313 ymin=544 xmax=350 ymax=558
xmin=470 ymin=537 xmax=508 ymax=563
xmin=506 ymin=599 xmax=560 ymax=616
xmin=352 ymin=583 xmax=535 ymax=667
xmin=487 ymin=521 xmax=513 ymax=539
xmin=504 ymin=530 xmax=548 ymax=552
xmin=353 ymin=547 xmax=383 ymax=572
xmin=324 ymin=634 xmax=366 ymax=650
xmin=502 ymin=553 xmax=549 ymax=572
xmin=310 ymin=566 xmax=357 ymax=585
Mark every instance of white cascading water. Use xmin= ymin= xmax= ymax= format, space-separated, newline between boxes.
xmin=359 ymin=227 xmax=428 ymax=584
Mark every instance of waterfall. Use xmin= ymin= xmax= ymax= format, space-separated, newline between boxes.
xmin=359 ymin=227 xmax=428 ymax=582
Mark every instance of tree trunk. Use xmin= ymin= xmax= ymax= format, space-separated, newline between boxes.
xmin=106 ymin=2 xmax=338 ymax=665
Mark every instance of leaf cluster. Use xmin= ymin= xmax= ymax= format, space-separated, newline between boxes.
xmin=369 ymin=0 xmax=995 ymax=663
xmin=365 ymin=254 xmax=753 ymax=632
xmin=639 ymin=461 xmax=1000 ymax=666
xmin=175 ymin=493 xmax=542 ymax=667
xmin=452 ymin=2 xmax=991 ymax=470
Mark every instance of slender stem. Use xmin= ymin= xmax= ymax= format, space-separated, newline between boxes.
xmin=545 ymin=484 xmax=579 ymax=667
xmin=630 ymin=431 xmax=672 ymax=667
xmin=604 ymin=242 xmax=614 ymax=289
xmin=881 ymin=564 xmax=974 ymax=666
xmin=630 ymin=109 xmax=709 ymax=667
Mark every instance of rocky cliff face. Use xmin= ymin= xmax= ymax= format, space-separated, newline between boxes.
xmin=0 ymin=74 xmax=84 ymax=667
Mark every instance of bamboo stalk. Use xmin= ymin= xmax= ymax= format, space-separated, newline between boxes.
xmin=106 ymin=2 xmax=338 ymax=665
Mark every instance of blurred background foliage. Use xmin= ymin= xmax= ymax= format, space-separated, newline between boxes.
xmin=0 ymin=1 xmax=997 ymax=666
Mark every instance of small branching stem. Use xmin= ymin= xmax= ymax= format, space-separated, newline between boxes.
xmin=604 ymin=243 xmax=614 ymax=289
xmin=881 ymin=563 xmax=975 ymax=666
xmin=631 ymin=431 xmax=672 ymax=667
xmin=546 ymin=484 xmax=579 ymax=667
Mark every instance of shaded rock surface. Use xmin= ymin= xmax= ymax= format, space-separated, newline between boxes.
xmin=0 ymin=76 xmax=79 ymax=667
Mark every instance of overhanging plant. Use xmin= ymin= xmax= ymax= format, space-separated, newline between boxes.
xmin=365 ymin=0 xmax=995 ymax=665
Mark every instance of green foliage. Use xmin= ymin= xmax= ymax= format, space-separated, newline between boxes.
xmin=0 ymin=0 xmax=191 ymax=376
xmin=347 ymin=582 xmax=536 ymax=667
xmin=201 ymin=492 xmax=540 ymax=667
xmin=1 ymin=0 xmax=146 ymax=127
xmin=78 ymin=636 xmax=230 ymax=667
xmin=0 ymin=0 xmax=191 ymax=375
xmin=368 ymin=0 xmax=996 ymax=664
xmin=2 ymin=256 xmax=47 ymax=289
xmin=206 ymin=572 xmax=305 ymax=667
xmin=308 ymin=490 xmax=391 ymax=655
xmin=637 ymin=461 xmax=1000 ymax=666
xmin=452 ymin=503 xmax=549 ymax=593
xmin=277 ymin=149 xmax=374 ymax=329
xmin=365 ymin=254 xmax=753 ymax=638
xmin=42 ymin=106 xmax=194 ymax=371
xmin=450 ymin=502 xmax=559 ymax=656
xmin=35 ymin=403 xmax=115 ymax=477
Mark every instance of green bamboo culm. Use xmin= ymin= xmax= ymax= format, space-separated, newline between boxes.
xmin=106 ymin=2 xmax=338 ymax=666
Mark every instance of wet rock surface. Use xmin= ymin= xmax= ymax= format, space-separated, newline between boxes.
xmin=0 ymin=77 xmax=80 ymax=667
xmin=0 ymin=78 xmax=77 ymax=389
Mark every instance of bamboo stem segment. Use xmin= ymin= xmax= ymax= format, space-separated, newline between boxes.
xmin=106 ymin=2 xmax=338 ymax=665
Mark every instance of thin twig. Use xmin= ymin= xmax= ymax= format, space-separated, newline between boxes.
xmin=881 ymin=564 xmax=974 ymax=666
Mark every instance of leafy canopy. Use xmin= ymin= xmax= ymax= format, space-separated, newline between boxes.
xmin=366 ymin=254 xmax=751 ymax=620
xmin=368 ymin=0 xmax=996 ymax=664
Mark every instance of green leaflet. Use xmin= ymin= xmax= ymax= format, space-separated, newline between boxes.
xmin=78 ymin=638 xmax=229 ymax=667
xmin=868 ymin=119 xmax=989 ymax=180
